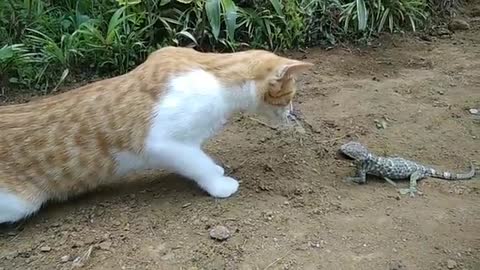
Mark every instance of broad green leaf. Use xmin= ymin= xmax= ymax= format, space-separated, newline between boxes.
xmin=106 ymin=7 xmax=127 ymax=44
xmin=388 ymin=13 xmax=394 ymax=32
xmin=408 ymin=15 xmax=416 ymax=32
xmin=378 ymin=8 xmax=389 ymax=32
xmin=341 ymin=3 xmax=354 ymax=32
xmin=356 ymin=0 xmax=367 ymax=31
xmin=115 ymin=0 xmax=141 ymax=6
xmin=177 ymin=30 xmax=198 ymax=45
xmin=52 ymin=68 xmax=69 ymax=92
xmin=0 ymin=46 xmax=14 ymax=61
xmin=269 ymin=0 xmax=284 ymax=18
xmin=221 ymin=0 xmax=238 ymax=42
xmin=106 ymin=7 xmax=134 ymax=45
xmin=205 ymin=0 xmax=221 ymax=40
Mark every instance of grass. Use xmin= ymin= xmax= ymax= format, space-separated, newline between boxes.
xmin=0 ymin=0 xmax=448 ymax=95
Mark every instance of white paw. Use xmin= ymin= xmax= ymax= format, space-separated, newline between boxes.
xmin=215 ymin=164 xmax=225 ymax=176
xmin=205 ymin=176 xmax=239 ymax=198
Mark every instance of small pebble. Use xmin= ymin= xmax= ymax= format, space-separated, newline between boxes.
xmin=447 ymin=259 xmax=457 ymax=269
xmin=374 ymin=119 xmax=387 ymax=129
xmin=389 ymin=260 xmax=406 ymax=270
xmin=40 ymin=246 xmax=51 ymax=252
xmin=448 ymin=19 xmax=470 ymax=31
xmin=72 ymin=241 xmax=84 ymax=248
xmin=471 ymin=6 xmax=480 ymax=17
xmin=98 ymin=241 xmax=112 ymax=251
xmin=469 ymin=108 xmax=479 ymax=115
xmin=209 ymin=225 xmax=230 ymax=241
xmin=60 ymin=255 xmax=70 ymax=263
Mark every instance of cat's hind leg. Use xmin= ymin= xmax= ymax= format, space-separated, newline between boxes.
xmin=0 ymin=190 xmax=41 ymax=224
xmin=145 ymin=142 xmax=238 ymax=198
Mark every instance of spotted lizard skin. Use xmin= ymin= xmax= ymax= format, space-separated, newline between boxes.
xmin=340 ymin=141 xmax=476 ymax=196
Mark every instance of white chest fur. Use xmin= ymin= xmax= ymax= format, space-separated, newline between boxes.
xmin=113 ymin=69 xmax=255 ymax=200
xmin=148 ymin=69 xmax=234 ymax=145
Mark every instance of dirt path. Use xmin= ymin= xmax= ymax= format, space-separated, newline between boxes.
xmin=1 ymin=13 xmax=480 ymax=270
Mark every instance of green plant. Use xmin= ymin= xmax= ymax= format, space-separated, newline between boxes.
xmin=77 ymin=6 xmax=149 ymax=73
xmin=0 ymin=44 xmax=38 ymax=86
xmin=27 ymin=29 xmax=83 ymax=68
xmin=429 ymin=0 xmax=463 ymax=17
xmin=25 ymin=28 xmax=83 ymax=88
xmin=301 ymin=0 xmax=343 ymax=46
xmin=237 ymin=0 xmax=288 ymax=50
xmin=205 ymin=0 xmax=238 ymax=42
xmin=0 ymin=0 xmax=434 ymax=95
xmin=340 ymin=0 xmax=429 ymax=35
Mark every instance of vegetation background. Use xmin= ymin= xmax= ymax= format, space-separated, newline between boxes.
xmin=0 ymin=0 xmax=461 ymax=96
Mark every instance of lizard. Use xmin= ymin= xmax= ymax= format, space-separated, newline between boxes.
xmin=339 ymin=141 xmax=476 ymax=197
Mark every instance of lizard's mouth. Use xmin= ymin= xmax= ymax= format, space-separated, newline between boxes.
xmin=339 ymin=151 xmax=355 ymax=160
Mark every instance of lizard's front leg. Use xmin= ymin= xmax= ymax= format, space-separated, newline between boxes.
xmin=346 ymin=164 xmax=367 ymax=184
xmin=399 ymin=170 xmax=424 ymax=197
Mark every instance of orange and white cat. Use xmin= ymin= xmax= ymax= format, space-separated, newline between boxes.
xmin=0 ymin=46 xmax=313 ymax=223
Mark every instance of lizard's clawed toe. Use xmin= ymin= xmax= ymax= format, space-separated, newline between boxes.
xmin=399 ymin=187 xmax=421 ymax=197
xmin=345 ymin=177 xmax=366 ymax=184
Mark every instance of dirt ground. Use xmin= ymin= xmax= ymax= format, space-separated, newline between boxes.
xmin=1 ymin=10 xmax=480 ymax=270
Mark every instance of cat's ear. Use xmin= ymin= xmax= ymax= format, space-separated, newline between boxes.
xmin=264 ymin=60 xmax=313 ymax=106
xmin=276 ymin=60 xmax=314 ymax=80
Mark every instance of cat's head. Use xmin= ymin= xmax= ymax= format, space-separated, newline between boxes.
xmin=247 ymin=51 xmax=314 ymax=126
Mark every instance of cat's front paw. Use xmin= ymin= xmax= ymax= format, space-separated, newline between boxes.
xmin=205 ymin=176 xmax=239 ymax=198
xmin=215 ymin=164 xmax=225 ymax=176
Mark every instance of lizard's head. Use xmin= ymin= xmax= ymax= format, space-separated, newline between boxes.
xmin=340 ymin=141 xmax=370 ymax=161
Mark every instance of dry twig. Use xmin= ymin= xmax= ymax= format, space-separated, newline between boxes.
xmin=249 ymin=117 xmax=278 ymax=130
xmin=263 ymin=248 xmax=293 ymax=270
xmin=71 ymin=246 xmax=93 ymax=269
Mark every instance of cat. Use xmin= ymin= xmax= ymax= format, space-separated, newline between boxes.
xmin=0 ymin=46 xmax=313 ymax=223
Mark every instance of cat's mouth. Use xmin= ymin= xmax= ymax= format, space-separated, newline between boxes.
xmin=285 ymin=104 xmax=306 ymax=131
xmin=251 ymin=101 xmax=308 ymax=132
xmin=260 ymin=103 xmax=304 ymax=130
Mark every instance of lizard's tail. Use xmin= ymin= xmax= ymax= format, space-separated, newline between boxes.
xmin=429 ymin=162 xmax=476 ymax=180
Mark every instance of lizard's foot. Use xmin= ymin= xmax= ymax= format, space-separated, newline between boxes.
xmin=346 ymin=177 xmax=366 ymax=184
xmin=398 ymin=187 xmax=422 ymax=197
